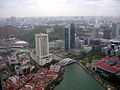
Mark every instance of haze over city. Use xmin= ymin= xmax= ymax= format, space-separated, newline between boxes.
xmin=0 ymin=0 xmax=120 ymax=90
xmin=0 ymin=0 xmax=120 ymax=17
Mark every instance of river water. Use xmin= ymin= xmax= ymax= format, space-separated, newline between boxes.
xmin=55 ymin=63 xmax=105 ymax=90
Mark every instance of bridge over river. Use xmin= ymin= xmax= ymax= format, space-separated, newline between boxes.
xmin=55 ymin=63 xmax=105 ymax=90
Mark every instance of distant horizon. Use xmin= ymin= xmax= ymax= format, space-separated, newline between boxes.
xmin=0 ymin=0 xmax=120 ymax=17
xmin=0 ymin=15 xmax=120 ymax=18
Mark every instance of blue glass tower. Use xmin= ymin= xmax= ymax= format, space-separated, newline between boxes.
xmin=65 ymin=25 xmax=70 ymax=52
xmin=70 ymin=23 xmax=75 ymax=49
xmin=65 ymin=23 xmax=75 ymax=52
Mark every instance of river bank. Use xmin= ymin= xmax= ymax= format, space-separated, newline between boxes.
xmin=55 ymin=63 xmax=105 ymax=90
xmin=78 ymin=62 xmax=119 ymax=90
xmin=45 ymin=66 xmax=65 ymax=90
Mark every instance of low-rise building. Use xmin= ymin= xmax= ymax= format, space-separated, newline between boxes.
xmin=102 ymin=39 xmax=120 ymax=56
xmin=83 ymin=46 xmax=92 ymax=53
xmin=88 ymin=56 xmax=120 ymax=78
xmin=12 ymin=40 xmax=29 ymax=48
xmin=49 ymin=40 xmax=64 ymax=49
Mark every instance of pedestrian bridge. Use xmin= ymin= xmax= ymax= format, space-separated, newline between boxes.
xmin=59 ymin=58 xmax=76 ymax=66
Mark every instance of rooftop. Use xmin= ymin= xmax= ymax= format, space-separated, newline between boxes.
xmin=95 ymin=61 xmax=119 ymax=73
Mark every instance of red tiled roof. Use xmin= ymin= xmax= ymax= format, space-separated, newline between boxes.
xmin=95 ymin=61 xmax=119 ymax=73
xmin=115 ymin=64 xmax=120 ymax=68
xmin=103 ymin=56 xmax=120 ymax=61
xmin=96 ymin=61 xmax=105 ymax=66
xmin=104 ymin=56 xmax=110 ymax=60
xmin=34 ymin=86 xmax=44 ymax=90
xmin=111 ymin=56 xmax=119 ymax=60
xmin=4 ymin=65 xmax=61 ymax=90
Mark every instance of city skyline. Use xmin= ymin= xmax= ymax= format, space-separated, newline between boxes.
xmin=0 ymin=0 xmax=120 ymax=17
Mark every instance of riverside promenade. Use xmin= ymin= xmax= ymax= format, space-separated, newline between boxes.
xmin=78 ymin=62 xmax=119 ymax=90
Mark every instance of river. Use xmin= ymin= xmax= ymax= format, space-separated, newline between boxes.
xmin=55 ymin=63 xmax=105 ymax=90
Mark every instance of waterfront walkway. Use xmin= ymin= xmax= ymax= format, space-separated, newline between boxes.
xmin=84 ymin=66 xmax=118 ymax=90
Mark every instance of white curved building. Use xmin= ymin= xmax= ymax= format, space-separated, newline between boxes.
xmin=12 ymin=40 xmax=29 ymax=48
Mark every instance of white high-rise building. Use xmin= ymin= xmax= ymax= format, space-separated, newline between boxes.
xmin=35 ymin=33 xmax=52 ymax=66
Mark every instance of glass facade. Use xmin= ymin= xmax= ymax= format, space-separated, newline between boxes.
xmin=70 ymin=23 xmax=75 ymax=49
xmin=65 ymin=27 xmax=70 ymax=52
xmin=65 ymin=23 xmax=75 ymax=51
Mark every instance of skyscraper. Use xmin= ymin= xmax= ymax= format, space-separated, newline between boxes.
xmin=70 ymin=23 xmax=75 ymax=49
xmin=103 ymin=26 xmax=111 ymax=39
xmin=65 ymin=25 xmax=70 ymax=52
xmin=112 ymin=22 xmax=120 ymax=39
xmin=35 ymin=33 xmax=52 ymax=66
xmin=65 ymin=23 xmax=75 ymax=51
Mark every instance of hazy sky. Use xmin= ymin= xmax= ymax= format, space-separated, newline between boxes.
xmin=0 ymin=0 xmax=120 ymax=17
